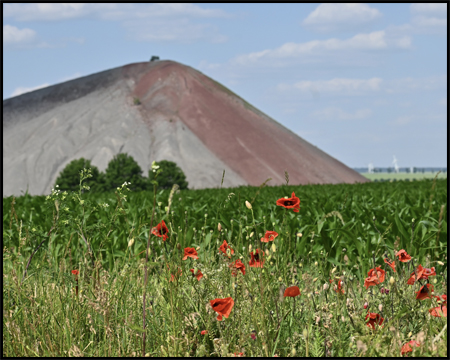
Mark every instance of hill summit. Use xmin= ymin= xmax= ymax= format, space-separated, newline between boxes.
xmin=3 ymin=60 xmax=369 ymax=196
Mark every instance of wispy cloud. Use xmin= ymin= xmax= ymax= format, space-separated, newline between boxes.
xmin=277 ymin=78 xmax=382 ymax=96
xmin=409 ymin=3 xmax=447 ymax=35
xmin=311 ymin=107 xmax=372 ymax=121
xmin=302 ymin=3 xmax=382 ymax=33
xmin=230 ymin=30 xmax=411 ymax=67
xmin=3 ymin=3 xmax=230 ymax=44
xmin=10 ymin=72 xmax=83 ymax=98
xmin=3 ymin=25 xmax=37 ymax=47
xmin=10 ymin=83 xmax=50 ymax=97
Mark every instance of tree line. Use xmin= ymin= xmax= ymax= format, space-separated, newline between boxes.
xmin=53 ymin=154 xmax=188 ymax=193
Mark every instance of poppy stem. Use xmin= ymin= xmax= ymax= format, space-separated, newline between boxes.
xmin=143 ymin=182 xmax=158 ymax=357
xmin=75 ymin=278 xmax=79 ymax=298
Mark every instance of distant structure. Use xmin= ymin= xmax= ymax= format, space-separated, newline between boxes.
xmin=150 ymin=56 xmax=160 ymax=62
xmin=392 ymin=155 xmax=399 ymax=173
xmin=410 ymin=166 xmax=414 ymax=174
xmin=368 ymin=162 xmax=374 ymax=173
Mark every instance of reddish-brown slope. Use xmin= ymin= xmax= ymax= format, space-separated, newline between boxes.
xmin=127 ymin=60 xmax=369 ymax=186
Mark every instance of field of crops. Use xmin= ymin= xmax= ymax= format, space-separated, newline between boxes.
xmin=361 ymin=172 xmax=447 ymax=181
xmin=3 ymin=175 xmax=447 ymax=357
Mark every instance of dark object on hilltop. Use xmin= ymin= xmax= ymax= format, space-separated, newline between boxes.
xmin=150 ymin=56 xmax=160 ymax=61
xmin=150 ymin=160 xmax=189 ymax=190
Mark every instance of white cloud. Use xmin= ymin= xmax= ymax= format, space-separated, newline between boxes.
xmin=384 ymin=75 xmax=446 ymax=94
xmin=409 ymin=3 xmax=447 ymax=35
xmin=11 ymin=83 xmax=50 ymax=97
xmin=3 ymin=4 xmax=122 ymax=21
xmin=10 ymin=72 xmax=84 ymax=98
xmin=303 ymin=3 xmax=382 ymax=33
xmin=278 ymin=77 xmax=383 ymax=96
xmin=410 ymin=3 xmax=447 ymax=15
xmin=3 ymin=3 xmax=229 ymax=22
xmin=392 ymin=115 xmax=413 ymax=126
xmin=231 ymin=31 xmax=411 ymax=66
xmin=3 ymin=3 xmax=230 ymax=43
xmin=3 ymin=25 xmax=36 ymax=45
xmin=312 ymin=107 xmax=372 ymax=121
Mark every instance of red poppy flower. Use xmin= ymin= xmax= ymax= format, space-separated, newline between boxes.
xmin=329 ymin=279 xmax=345 ymax=294
xmin=249 ymin=249 xmax=265 ymax=268
xmin=284 ymin=286 xmax=300 ymax=298
xmin=415 ymin=283 xmax=434 ymax=300
xmin=201 ymin=330 xmax=208 ymax=335
xmin=383 ymin=257 xmax=396 ymax=272
xmin=183 ymin=247 xmax=199 ymax=260
xmin=210 ymin=297 xmax=234 ymax=321
xmin=395 ymin=249 xmax=411 ymax=262
xmin=152 ymin=220 xmax=169 ymax=241
xmin=190 ymin=268 xmax=203 ymax=281
xmin=71 ymin=270 xmax=79 ymax=276
xmin=429 ymin=305 xmax=447 ymax=317
xmin=400 ymin=340 xmax=420 ymax=355
xmin=364 ymin=267 xmax=385 ymax=289
xmin=407 ymin=264 xmax=436 ymax=285
xmin=434 ymin=294 xmax=447 ymax=306
xmin=233 ymin=352 xmax=244 ymax=357
xmin=219 ymin=240 xmax=234 ymax=257
xmin=276 ymin=192 xmax=300 ymax=213
xmin=365 ymin=312 xmax=384 ymax=329
xmin=229 ymin=259 xmax=246 ymax=276
xmin=261 ymin=230 xmax=278 ymax=243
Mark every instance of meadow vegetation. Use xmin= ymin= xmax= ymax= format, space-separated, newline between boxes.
xmin=2 ymin=168 xmax=447 ymax=357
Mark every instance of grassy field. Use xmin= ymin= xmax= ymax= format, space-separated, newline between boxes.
xmin=361 ymin=172 xmax=447 ymax=181
xmin=2 ymin=171 xmax=447 ymax=357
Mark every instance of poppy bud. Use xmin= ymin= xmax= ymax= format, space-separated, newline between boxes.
xmin=249 ymin=232 xmax=254 ymax=238
xmin=331 ymin=267 xmax=337 ymax=274
xmin=323 ymin=283 xmax=329 ymax=291
xmin=177 ymin=243 xmax=181 ymax=250
xmin=437 ymin=261 xmax=444 ymax=266
xmin=291 ymin=348 xmax=296 ymax=356
xmin=303 ymin=329 xmax=308 ymax=338
xmin=218 ymin=223 xmax=222 ymax=231
xmin=389 ymin=276 xmax=395 ymax=285
xmin=271 ymin=244 xmax=276 ymax=253
xmin=249 ymin=245 xmax=252 ymax=252
xmin=379 ymin=304 xmax=383 ymax=312
xmin=296 ymin=232 xmax=302 ymax=237
xmin=128 ymin=238 xmax=135 ymax=247
xmin=364 ymin=302 xmax=368 ymax=309
xmin=245 ymin=201 xmax=252 ymax=209
xmin=314 ymin=261 xmax=318 ymax=266
xmin=265 ymin=249 xmax=270 ymax=256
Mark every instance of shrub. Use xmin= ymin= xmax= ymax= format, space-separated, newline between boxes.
xmin=104 ymin=153 xmax=148 ymax=192
xmin=149 ymin=160 xmax=188 ymax=190
xmin=53 ymin=158 xmax=104 ymax=193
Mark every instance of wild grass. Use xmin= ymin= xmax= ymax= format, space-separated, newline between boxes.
xmin=3 ymin=171 xmax=447 ymax=357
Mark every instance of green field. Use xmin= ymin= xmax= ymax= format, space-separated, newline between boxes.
xmin=361 ymin=172 xmax=447 ymax=181
xmin=3 ymin=176 xmax=447 ymax=357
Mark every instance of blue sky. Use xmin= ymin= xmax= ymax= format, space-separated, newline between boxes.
xmin=3 ymin=3 xmax=447 ymax=167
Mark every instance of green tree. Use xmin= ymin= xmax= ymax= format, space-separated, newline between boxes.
xmin=149 ymin=160 xmax=188 ymax=190
xmin=53 ymin=158 xmax=104 ymax=193
xmin=104 ymin=153 xmax=148 ymax=192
